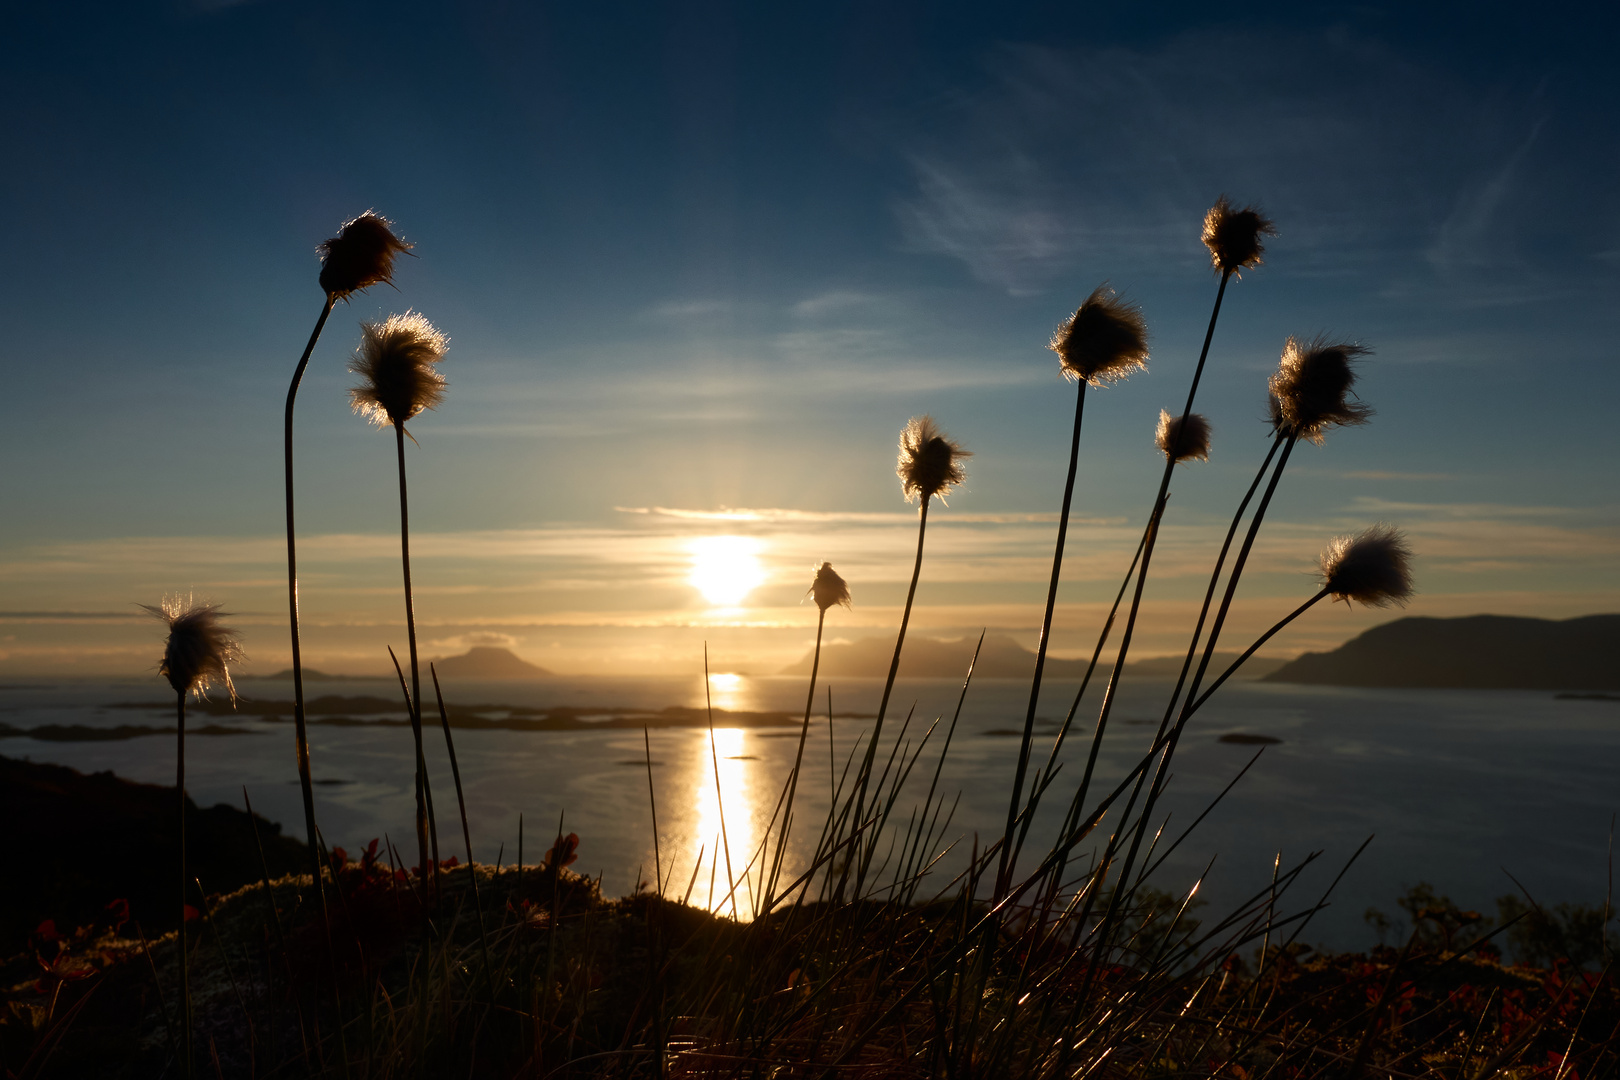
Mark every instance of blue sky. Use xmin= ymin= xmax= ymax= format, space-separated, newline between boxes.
xmin=3 ymin=1 xmax=1617 ymax=675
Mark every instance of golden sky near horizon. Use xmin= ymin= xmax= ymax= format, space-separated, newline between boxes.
xmin=4 ymin=497 xmax=1615 ymax=678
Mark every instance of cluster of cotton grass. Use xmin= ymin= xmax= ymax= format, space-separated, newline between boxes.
xmin=142 ymin=212 xmax=463 ymax=1076
xmin=779 ymin=194 xmax=1412 ymax=947
xmin=123 ymin=197 xmax=1434 ymax=1080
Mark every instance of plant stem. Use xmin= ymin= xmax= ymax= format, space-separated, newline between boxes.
xmin=1084 ymin=432 xmax=1282 ymax=910
xmin=1035 ymin=267 xmax=1235 ymax=858
xmin=429 ymin=663 xmax=495 ymax=1002
xmin=394 ymin=421 xmax=435 ymax=894
xmin=847 ymin=496 xmax=930 ymax=900
xmin=1094 ymin=432 xmax=1300 ymax=950
xmin=766 ymin=606 xmax=825 ymax=911
xmin=284 ymin=295 xmax=334 ymax=919
xmin=997 ymin=381 xmax=1086 ymax=899
xmin=176 ymin=689 xmax=192 ymax=1079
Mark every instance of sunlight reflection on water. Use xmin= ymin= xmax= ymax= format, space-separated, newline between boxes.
xmin=689 ymin=727 xmax=757 ymax=916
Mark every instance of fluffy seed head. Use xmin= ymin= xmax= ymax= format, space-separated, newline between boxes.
xmin=1318 ymin=524 xmax=1414 ymax=607
xmin=1268 ymin=336 xmax=1373 ymax=444
xmin=1202 ymin=196 xmax=1276 ymax=276
xmin=350 ymin=312 xmax=448 ymax=428
xmin=142 ymin=597 xmax=244 ymax=700
xmin=809 ymin=562 xmax=852 ymax=612
xmin=1155 ymin=409 xmax=1212 ymax=463
xmin=1048 ymin=286 xmax=1149 ymax=386
xmin=897 ymin=415 xmax=971 ymax=504
xmin=318 ymin=212 xmax=412 ymax=300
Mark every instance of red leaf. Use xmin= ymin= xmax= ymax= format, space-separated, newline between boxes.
xmin=35 ymin=919 xmax=60 ymax=942
xmin=104 ymin=898 xmax=130 ymax=929
xmin=183 ymin=904 xmax=201 ymax=922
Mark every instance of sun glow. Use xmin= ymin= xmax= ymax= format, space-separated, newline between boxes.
xmin=688 ymin=535 xmax=766 ymax=607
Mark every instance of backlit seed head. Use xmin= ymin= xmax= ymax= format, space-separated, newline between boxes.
xmin=1269 ymin=336 xmax=1373 ymax=444
xmin=1202 ymin=196 xmax=1276 ymax=276
xmin=350 ymin=312 xmax=448 ymax=428
xmin=897 ymin=415 xmax=971 ymax=504
xmin=142 ymin=596 xmax=244 ymax=701
xmin=318 ymin=212 xmax=412 ymax=300
xmin=808 ymin=562 xmax=852 ymax=611
xmin=1319 ymin=524 xmax=1414 ymax=607
xmin=1049 ymin=286 xmax=1149 ymax=386
xmin=1155 ymin=409 xmax=1212 ymax=463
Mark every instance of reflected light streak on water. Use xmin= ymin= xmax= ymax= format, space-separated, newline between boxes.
xmin=691 ymin=727 xmax=758 ymax=916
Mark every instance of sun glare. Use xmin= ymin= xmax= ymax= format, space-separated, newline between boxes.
xmin=688 ymin=535 xmax=766 ymax=607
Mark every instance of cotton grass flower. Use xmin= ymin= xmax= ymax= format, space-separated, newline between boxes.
xmin=142 ymin=596 xmax=243 ymax=702
xmin=1155 ymin=409 xmax=1212 ymax=463
xmin=851 ymin=415 xmax=971 ymax=896
xmin=350 ymin=312 xmax=448 ymax=429
xmin=286 ymin=213 xmax=415 ymax=940
xmin=1269 ymin=336 xmax=1373 ymax=444
xmin=771 ymin=560 xmax=851 ymax=909
xmin=143 ymin=594 xmax=241 ymax=1074
xmin=1319 ymin=523 xmax=1414 ymax=607
xmin=1048 ymin=286 xmax=1149 ymax=386
xmin=352 ymin=311 xmax=451 ymax=879
xmin=808 ymin=562 xmax=851 ymax=611
xmin=897 ymin=415 xmax=970 ymax=504
xmin=319 ymin=211 xmax=413 ymax=301
xmin=1202 ymin=196 xmax=1276 ymax=277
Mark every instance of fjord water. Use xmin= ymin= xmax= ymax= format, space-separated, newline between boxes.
xmin=3 ymin=674 xmax=1615 ymax=951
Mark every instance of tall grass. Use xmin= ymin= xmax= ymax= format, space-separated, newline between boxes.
xmin=30 ymin=197 xmax=1618 ymax=1080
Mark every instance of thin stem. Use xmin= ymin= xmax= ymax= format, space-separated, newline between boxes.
xmin=849 ymin=496 xmax=930 ymax=890
xmin=1098 ymin=433 xmax=1301 ymax=945
xmin=644 ymin=728 xmax=661 ymax=895
xmin=1084 ymin=433 xmax=1282 ymax=919
xmin=1182 ymin=433 xmax=1299 ymax=714
xmin=394 ymin=421 xmax=434 ymax=891
xmin=997 ymin=380 xmax=1086 ymax=898
xmin=1039 ymin=268 xmax=1234 ymax=850
xmin=429 ymin=663 xmax=495 ymax=1002
xmin=1185 ymin=588 xmax=1328 ymax=717
xmin=176 ymin=689 xmax=192 ymax=1079
xmin=703 ymin=644 xmax=737 ymax=917
xmin=766 ymin=606 xmax=826 ymax=910
xmin=284 ymin=295 xmax=334 ymax=919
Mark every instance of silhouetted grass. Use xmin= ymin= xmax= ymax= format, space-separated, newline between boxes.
xmin=9 ymin=197 xmax=1618 ymax=1080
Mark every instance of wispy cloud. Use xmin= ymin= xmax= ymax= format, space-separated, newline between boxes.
xmin=614 ymin=505 xmax=1099 ymax=525
xmin=893 ymin=31 xmax=1550 ymax=296
xmin=1341 ymin=471 xmax=1455 ymax=481
xmin=792 ymin=290 xmax=879 ymax=317
xmin=644 ymin=299 xmax=732 ymax=319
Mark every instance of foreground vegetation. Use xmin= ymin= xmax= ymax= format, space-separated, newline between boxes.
xmin=9 ymin=198 xmax=1616 ymax=1078
xmin=6 ymin=846 xmax=1617 ymax=1078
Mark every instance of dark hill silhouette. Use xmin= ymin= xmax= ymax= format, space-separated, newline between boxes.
xmin=432 ymin=646 xmax=552 ymax=679
xmin=1 ymin=755 xmax=306 ymax=955
xmin=780 ymin=634 xmax=1284 ymax=681
xmin=1263 ymin=614 xmax=1620 ymax=689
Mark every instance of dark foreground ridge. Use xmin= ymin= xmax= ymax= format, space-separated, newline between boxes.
xmin=1264 ymin=613 xmax=1620 ymax=689
xmin=0 ymin=755 xmax=306 ymax=955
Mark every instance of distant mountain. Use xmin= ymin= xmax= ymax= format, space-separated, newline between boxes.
xmin=241 ymin=668 xmax=388 ymax=681
xmin=431 ymin=646 xmax=552 ymax=679
xmin=779 ymin=634 xmax=1285 ymax=681
xmin=1263 ymin=614 xmax=1620 ymax=689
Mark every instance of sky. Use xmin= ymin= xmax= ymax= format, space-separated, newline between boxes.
xmin=2 ymin=1 xmax=1617 ymax=677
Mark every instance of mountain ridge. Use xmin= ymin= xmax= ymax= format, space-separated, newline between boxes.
xmin=1263 ymin=614 xmax=1620 ymax=689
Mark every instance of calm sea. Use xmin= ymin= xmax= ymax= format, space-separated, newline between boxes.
xmin=3 ymin=673 xmax=1616 ymax=951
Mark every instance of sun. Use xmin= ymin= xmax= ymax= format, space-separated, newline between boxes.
xmin=688 ymin=535 xmax=766 ymax=607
